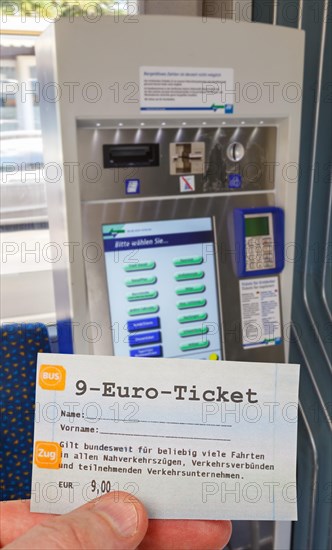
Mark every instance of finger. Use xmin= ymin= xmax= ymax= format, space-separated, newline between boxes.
xmin=3 ymin=492 xmax=148 ymax=550
xmin=0 ymin=500 xmax=57 ymax=546
xmin=0 ymin=500 xmax=232 ymax=550
xmin=138 ymin=518 xmax=232 ymax=550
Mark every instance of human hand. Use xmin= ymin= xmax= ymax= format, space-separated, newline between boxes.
xmin=0 ymin=492 xmax=232 ymax=549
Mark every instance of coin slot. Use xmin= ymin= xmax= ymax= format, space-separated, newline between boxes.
xmin=227 ymin=142 xmax=245 ymax=162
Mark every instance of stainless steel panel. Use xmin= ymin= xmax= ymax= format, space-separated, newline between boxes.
xmin=82 ymin=193 xmax=284 ymax=362
xmin=78 ymin=126 xmax=276 ymax=201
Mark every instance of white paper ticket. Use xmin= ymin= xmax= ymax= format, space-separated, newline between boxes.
xmin=31 ymin=353 xmax=300 ymax=520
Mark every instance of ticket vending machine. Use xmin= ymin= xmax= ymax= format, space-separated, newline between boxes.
xmin=37 ymin=15 xmax=304 ymax=549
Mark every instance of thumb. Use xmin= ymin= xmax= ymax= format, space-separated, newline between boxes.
xmin=4 ymin=492 xmax=148 ymax=550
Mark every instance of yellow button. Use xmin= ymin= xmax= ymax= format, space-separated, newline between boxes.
xmin=209 ymin=353 xmax=219 ymax=361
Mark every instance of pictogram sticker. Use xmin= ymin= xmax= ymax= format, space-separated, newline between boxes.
xmin=34 ymin=441 xmax=62 ymax=469
xmin=125 ymin=179 xmax=140 ymax=194
xmin=180 ymin=175 xmax=195 ymax=193
xmin=39 ymin=364 xmax=66 ymax=391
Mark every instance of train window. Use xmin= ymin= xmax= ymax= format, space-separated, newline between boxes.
xmin=0 ymin=18 xmax=56 ymax=325
xmin=1 ymin=5 xmax=139 ymax=326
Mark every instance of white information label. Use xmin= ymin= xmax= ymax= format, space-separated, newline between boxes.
xmin=140 ymin=66 xmax=234 ymax=113
xmin=31 ymin=354 xmax=299 ymax=521
xmin=239 ymin=277 xmax=282 ymax=349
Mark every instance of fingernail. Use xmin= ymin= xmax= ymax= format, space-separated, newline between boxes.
xmin=94 ymin=496 xmax=139 ymax=538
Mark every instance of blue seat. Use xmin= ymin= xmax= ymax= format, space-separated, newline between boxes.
xmin=0 ymin=323 xmax=51 ymax=501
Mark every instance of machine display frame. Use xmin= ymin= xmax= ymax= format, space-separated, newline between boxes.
xmin=101 ymin=216 xmax=224 ymax=361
